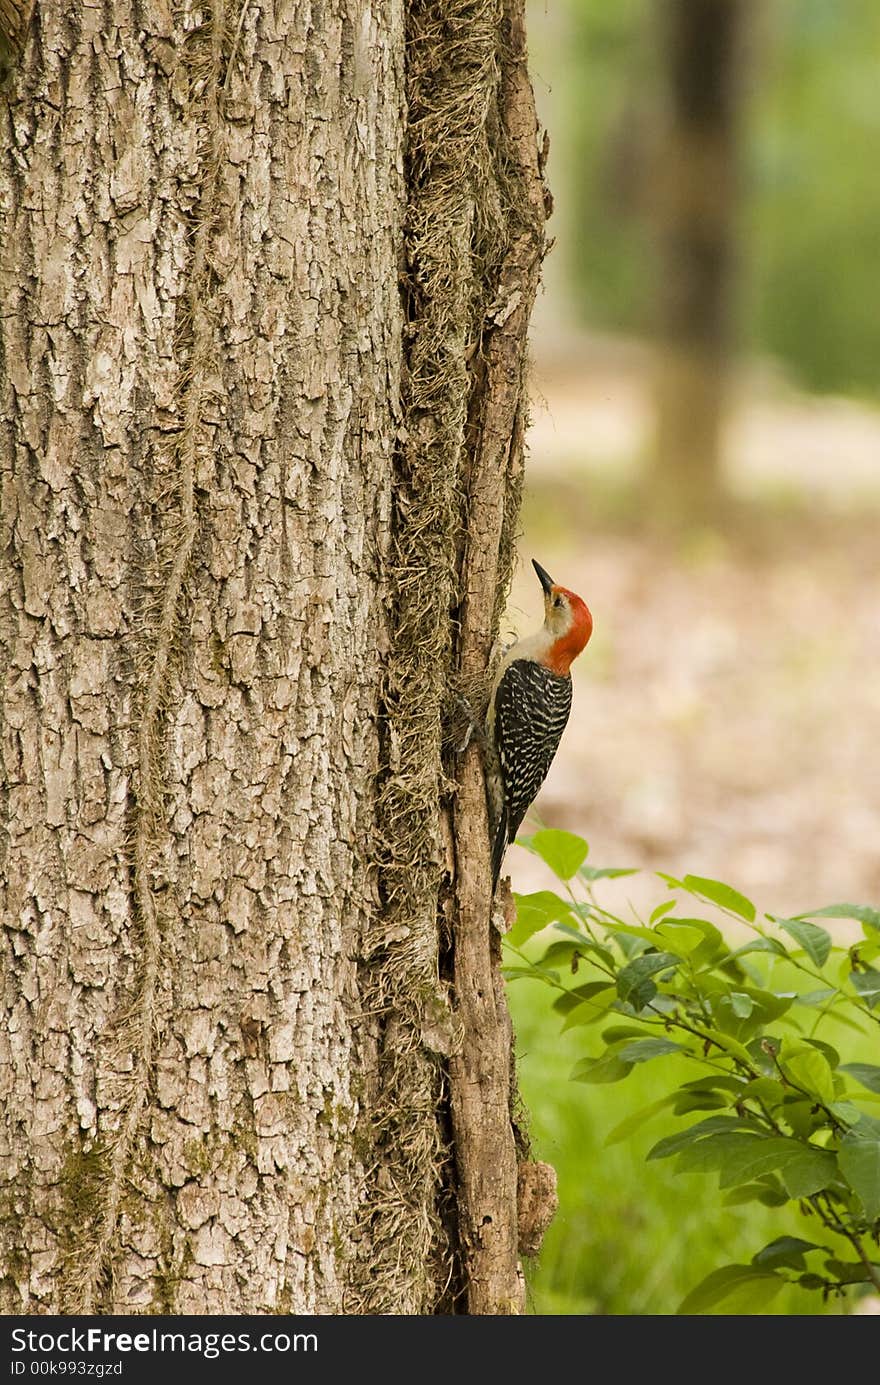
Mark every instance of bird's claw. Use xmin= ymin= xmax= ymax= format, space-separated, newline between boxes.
xmin=452 ymin=695 xmax=487 ymax=754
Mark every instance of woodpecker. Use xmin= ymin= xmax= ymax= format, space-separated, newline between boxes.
xmin=486 ymin=559 xmax=593 ymax=891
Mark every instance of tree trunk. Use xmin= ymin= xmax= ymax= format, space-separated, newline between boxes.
xmin=649 ymin=0 xmax=749 ymax=522
xmin=1 ymin=0 xmax=548 ymax=1315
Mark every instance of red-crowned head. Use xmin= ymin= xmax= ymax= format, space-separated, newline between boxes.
xmin=532 ymin=559 xmax=593 ymax=675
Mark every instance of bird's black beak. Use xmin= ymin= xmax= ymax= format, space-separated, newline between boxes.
xmin=532 ymin=559 xmax=555 ymax=595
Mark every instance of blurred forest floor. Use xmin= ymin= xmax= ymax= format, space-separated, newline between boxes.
xmin=507 ymin=331 xmax=880 ymax=924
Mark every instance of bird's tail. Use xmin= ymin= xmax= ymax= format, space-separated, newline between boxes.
xmin=491 ymin=805 xmax=509 ymax=893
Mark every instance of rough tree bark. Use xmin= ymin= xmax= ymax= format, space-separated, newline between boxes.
xmin=0 ymin=0 xmax=548 ymax=1315
xmin=649 ymin=0 xmax=750 ymax=522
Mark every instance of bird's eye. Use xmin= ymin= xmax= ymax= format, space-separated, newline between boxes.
xmin=553 ymin=596 xmax=563 ymax=608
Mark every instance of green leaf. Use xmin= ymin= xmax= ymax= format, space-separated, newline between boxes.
xmin=781 ymin=1046 xmax=835 ymax=1106
xmin=848 ymin=1112 xmax=880 ymax=1138
xmin=647 ymin=1116 xmax=748 ymax=1163
xmin=570 ymin=1051 xmax=633 ymax=1085
xmin=616 ymin=952 xmax=680 ymax=1011
xmin=850 ymin=966 xmax=880 ymax=1009
xmin=552 ymin=980 xmax=612 ymax=1016
xmin=537 ymin=937 xmax=611 ymax=973
xmin=801 ymin=903 xmax=880 ymax=932
xmin=665 ymin=1129 xmax=832 ymax=1194
xmin=616 ymin=975 xmax=656 ymax=1011
xmin=697 ymin=1026 xmax=755 ymax=1067
xmin=797 ymin=1274 xmax=827 ymax=1290
xmin=551 ymin=919 xmax=591 ymax=943
xmin=831 ymin=1101 xmax=874 ymax=1127
xmin=617 ymin=1037 xmax=685 ymax=1064
xmin=715 ymin=1137 xmax=816 ymax=1190
xmin=780 ymin=1149 xmax=838 ymax=1199
xmin=550 ymin=927 xmax=617 ymax=970
xmin=746 ymin=1035 xmax=780 ymax=1074
xmin=601 ymin=1024 xmax=654 ymax=1044
xmin=752 ymin=1236 xmax=820 ymax=1270
xmin=501 ymin=964 xmax=560 ymax=983
xmin=794 ymin=987 xmax=837 ymax=1006
xmin=672 ymin=1131 xmax=761 ymax=1179
xmin=780 ymin=1099 xmax=824 ymax=1140
xmin=729 ymin=937 xmax=788 ymax=961
xmin=508 ymin=891 xmax=575 ymax=946
xmin=682 ymin=874 xmax=756 ymax=923
xmin=675 ymin=1135 xmax=767 ymax=1183
xmin=656 ymin=916 xmax=726 ymax=963
xmin=656 ymin=871 xmax=685 ymax=890
xmin=605 ymin=1095 xmax=675 ymax=1146
xmin=681 ymin=1075 xmax=748 ymax=1095
xmin=645 ymin=993 xmax=678 ymax=1015
xmin=535 ymin=941 xmax=583 ymax=968
xmin=525 ymin=829 xmax=589 ymax=880
xmin=649 ymin=900 xmax=677 ymax=925
xmin=723 ymin=1177 xmax=789 ymax=1208
xmin=729 ymin=992 xmax=754 ymax=1018
xmin=803 ymin=1038 xmax=840 ymax=1069
xmin=831 ymin=1102 xmax=870 ymax=1124
xmin=838 ymin=1133 xmax=880 ymax=1220
xmin=578 ymin=865 xmax=637 ymax=881
xmin=673 ymin=1077 xmax=742 ymax=1114
xmin=720 ymin=991 xmax=753 ymax=1024
xmin=677 ymin=1264 xmax=782 ymax=1315
xmin=823 ymin=1258 xmax=879 ymax=1285
xmin=672 ymin=1091 xmax=728 ymax=1115
xmin=610 ymin=929 xmax=649 ymax=961
xmin=653 ymin=921 xmax=707 ymax=957
xmin=777 ymin=918 xmax=833 ymax=967
xmin=854 ymin=937 xmax=880 ymax=966
xmin=743 ymin=988 xmax=796 ymax=1023
xmin=560 ymin=986 xmax=617 ymax=1030
xmin=798 ymin=1268 xmax=831 ymax=1290
xmin=840 ymin=1063 xmax=880 ymax=1095
xmin=603 ymin=920 xmax=658 ymax=944
xmin=740 ymin=1076 xmax=786 ymax=1108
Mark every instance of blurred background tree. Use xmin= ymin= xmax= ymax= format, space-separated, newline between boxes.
xmin=530 ymin=0 xmax=880 ymax=522
xmin=649 ymin=0 xmax=750 ymax=522
xmin=548 ymin=0 xmax=880 ymax=399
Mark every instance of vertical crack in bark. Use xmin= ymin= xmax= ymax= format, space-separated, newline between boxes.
xmin=356 ymin=0 xmax=504 ymax=1314
xmin=65 ymin=2 xmax=228 ymax=1313
xmin=446 ymin=0 xmax=549 ymax=1314
xmin=370 ymin=0 xmax=548 ymax=1314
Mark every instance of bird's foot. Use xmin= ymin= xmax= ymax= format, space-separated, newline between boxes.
xmin=451 ymin=695 xmax=488 ymax=754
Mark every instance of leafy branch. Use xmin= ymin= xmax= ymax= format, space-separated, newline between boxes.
xmin=505 ymin=829 xmax=880 ymax=1313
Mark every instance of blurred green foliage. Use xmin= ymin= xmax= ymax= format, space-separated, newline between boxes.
xmin=748 ymin=0 xmax=880 ymax=393
xmin=553 ymin=0 xmax=880 ymax=395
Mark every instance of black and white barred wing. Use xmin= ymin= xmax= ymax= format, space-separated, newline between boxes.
xmin=492 ymin=658 xmax=573 ymax=879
